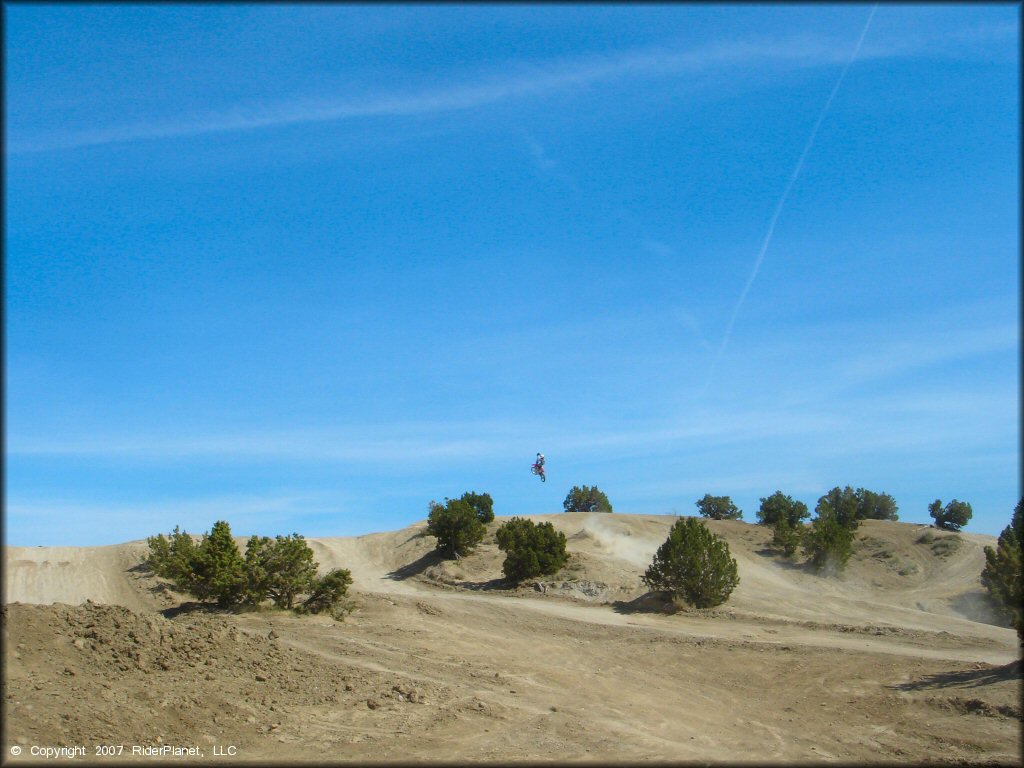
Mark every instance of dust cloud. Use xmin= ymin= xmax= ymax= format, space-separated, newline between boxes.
xmin=579 ymin=513 xmax=660 ymax=569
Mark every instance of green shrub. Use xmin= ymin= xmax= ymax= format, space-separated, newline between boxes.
xmin=929 ymin=499 xmax=973 ymax=531
xmin=981 ymin=499 xmax=1022 ymax=641
xmin=643 ymin=518 xmax=739 ymax=608
xmin=146 ymin=522 xmax=352 ymax=615
xmin=244 ymin=533 xmax=318 ymax=609
xmin=495 ymin=517 xmax=569 ymax=582
xmin=756 ymin=491 xmax=808 ymax=528
xmin=695 ymin=494 xmax=742 ymax=520
xmin=146 ymin=525 xmax=199 ymax=590
xmin=815 ymin=487 xmax=860 ymax=530
xmin=190 ymin=521 xmax=247 ymax=607
xmin=802 ymin=508 xmax=855 ymax=575
xmin=929 ymin=536 xmax=962 ymax=557
xmin=427 ymin=498 xmax=485 ymax=559
xmin=771 ymin=517 xmax=804 ymax=558
xmin=459 ymin=491 xmax=495 ymax=524
xmin=896 ymin=562 xmax=919 ymax=577
xmin=146 ymin=531 xmax=172 ymax=572
xmin=563 ymin=485 xmax=612 ymax=513
xmin=301 ymin=568 xmax=354 ymax=615
xmin=853 ymin=488 xmax=899 ymax=521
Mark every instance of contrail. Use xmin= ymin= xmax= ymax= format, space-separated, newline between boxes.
xmin=701 ymin=4 xmax=878 ymax=395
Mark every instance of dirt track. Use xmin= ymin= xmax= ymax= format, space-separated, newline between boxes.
xmin=4 ymin=514 xmax=1021 ymax=762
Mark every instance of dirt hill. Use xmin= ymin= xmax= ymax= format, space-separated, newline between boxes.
xmin=4 ymin=513 xmax=1021 ymax=762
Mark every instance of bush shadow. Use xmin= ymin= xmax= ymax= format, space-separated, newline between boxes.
xmin=386 ymin=550 xmax=445 ymax=581
xmin=125 ymin=564 xmax=185 ymax=601
xmin=453 ymin=578 xmax=513 ymax=592
xmin=611 ymin=591 xmax=676 ymax=615
xmin=754 ymin=547 xmax=811 ymax=572
xmin=160 ymin=601 xmax=225 ymax=619
xmin=143 ymin=580 xmax=178 ymax=598
xmin=401 ymin=530 xmax=430 ymax=545
xmin=386 ymin=550 xmax=514 ymax=591
xmin=888 ymin=659 xmax=1022 ymax=691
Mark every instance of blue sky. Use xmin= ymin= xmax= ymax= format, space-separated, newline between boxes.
xmin=4 ymin=4 xmax=1019 ymax=546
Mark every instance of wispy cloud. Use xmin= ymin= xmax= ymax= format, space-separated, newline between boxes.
xmin=4 ymin=492 xmax=333 ymax=546
xmin=17 ymin=493 xmax=308 ymax=517
xmin=6 ymin=407 xmax=843 ymax=464
xmin=525 ymin=137 xmax=557 ymax=172
xmin=834 ymin=322 xmax=1019 ymax=384
xmin=670 ymin=307 xmax=714 ymax=352
xmin=9 ymin=350 xmax=1014 ymax=466
xmin=619 ymin=470 xmax=828 ymax=500
xmin=8 ymin=19 xmax=1013 ymax=154
xmin=642 ymin=240 xmax=678 ymax=259
xmin=523 ymin=135 xmax=582 ymax=192
xmin=6 ymin=429 xmax=503 ymax=463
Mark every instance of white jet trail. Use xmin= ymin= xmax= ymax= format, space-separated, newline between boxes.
xmin=701 ymin=4 xmax=879 ymax=395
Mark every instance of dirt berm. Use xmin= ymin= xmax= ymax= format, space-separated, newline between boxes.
xmin=4 ymin=514 xmax=1021 ymax=762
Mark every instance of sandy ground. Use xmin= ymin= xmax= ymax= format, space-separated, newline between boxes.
xmin=3 ymin=513 xmax=1021 ymax=763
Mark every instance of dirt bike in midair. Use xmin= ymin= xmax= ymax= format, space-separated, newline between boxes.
xmin=531 ymin=453 xmax=546 ymax=482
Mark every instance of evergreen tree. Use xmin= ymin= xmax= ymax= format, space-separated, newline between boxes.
xmin=496 ymin=517 xmax=568 ymax=582
xmin=771 ymin=517 xmax=804 ymax=558
xmin=929 ymin=499 xmax=973 ymax=531
xmin=756 ymin=491 xmax=809 ymax=527
xmin=644 ymin=518 xmax=739 ymax=608
xmin=981 ymin=499 xmax=1022 ymax=641
xmin=815 ymin=486 xmax=861 ymax=530
xmin=427 ymin=498 xmax=485 ymax=559
xmin=146 ymin=521 xmax=354 ymax=615
xmin=459 ymin=491 xmax=495 ymax=523
xmin=302 ymin=568 xmax=354 ymax=614
xmin=695 ymin=494 xmax=742 ymax=520
xmin=244 ymin=533 xmax=319 ymax=609
xmin=191 ymin=520 xmax=246 ymax=607
xmin=563 ymin=485 xmax=612 ymax=513
xmin=802 ymin=507 xmax=855 ymax=574
xmin=146 ymin=525 xmax=200 ymax=591
xmin=853 ymin=488 xmax=899 ymax=521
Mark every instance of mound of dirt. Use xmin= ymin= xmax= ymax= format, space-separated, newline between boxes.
xmin=928 ymin=694 xmax=1022 ymax=719
xmin=2 ymin=601 xmax=446 ymax=754
xmin=384 ymin=515 xmax=1012 ymax=637
xmin=5 ymin=515 xmax=1015 ymax=652
xmin=4 ymin=543 xmax=153 ymax=609
xmin=4 ymin=514 xmax=1021 ymax=763
xmin=408 ymin=513 xmax=659 ymax=599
